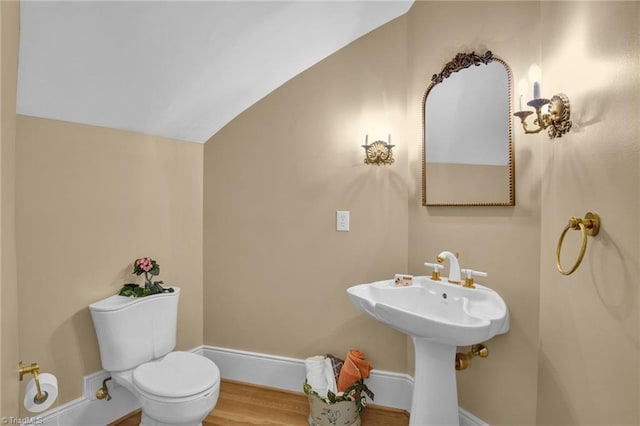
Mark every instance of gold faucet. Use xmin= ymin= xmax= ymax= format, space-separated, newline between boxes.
xmin=437 ymin=251 xmax=461 ymax=284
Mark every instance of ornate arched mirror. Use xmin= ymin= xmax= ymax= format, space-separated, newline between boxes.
xmin=422 ymin=51 xmax=515 ymax=206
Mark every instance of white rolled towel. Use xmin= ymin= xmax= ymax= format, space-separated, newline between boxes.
xmin=305 ymin=355 xmax=337 ymax=398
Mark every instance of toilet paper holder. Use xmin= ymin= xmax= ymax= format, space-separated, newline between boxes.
xmin=18 ymin=362 xmax=48 ymax=404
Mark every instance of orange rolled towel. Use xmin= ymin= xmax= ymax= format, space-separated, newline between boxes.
xmin=337 ymin=349 xmax=373 ymax=392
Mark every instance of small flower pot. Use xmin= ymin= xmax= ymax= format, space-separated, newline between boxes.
xmin=307 ymin=393 xmax=361 ymax=426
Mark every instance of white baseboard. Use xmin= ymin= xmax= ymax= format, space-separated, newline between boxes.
xmin=34 ymin=381 xmax=139 ymax=426
xmin=200 ymin=345 xmax=488 ymax=425
xmin=27 ymin=345 xmax=488 ymax=426
xmin=199 ymin=345 xmax=414 ymax=412
xmin=460 ymin=407 xmax=490 ymax=426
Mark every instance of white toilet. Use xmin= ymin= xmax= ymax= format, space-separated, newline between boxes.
xmin=89 ymin=288 xmax=220 ymax=426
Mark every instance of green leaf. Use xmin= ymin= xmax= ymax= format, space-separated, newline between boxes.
xmin=364 ymin=386 xmax=374 ymax=400
xmin=303 ymin=381 xmax=313 ymax=395
xmin=358 ymin=396 xmax=367 ymax=412
xmin=150 ymin=264 xmax=160 ymax=276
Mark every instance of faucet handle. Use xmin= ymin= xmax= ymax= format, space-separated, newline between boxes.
xmin=424 ymin=262 xmax=444 ymax=281
xmin=460 ymin=269 xmax=488 ymax=288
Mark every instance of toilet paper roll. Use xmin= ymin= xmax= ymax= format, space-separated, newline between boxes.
xmin=24 ymin=373 xmax=58 ymax=413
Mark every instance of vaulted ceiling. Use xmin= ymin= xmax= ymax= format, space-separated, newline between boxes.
xmin=16 ymin=1 xmax=413 ymax=143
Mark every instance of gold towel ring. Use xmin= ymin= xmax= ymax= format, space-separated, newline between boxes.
xmin=556 ymin=212 xmax=600 ymax=275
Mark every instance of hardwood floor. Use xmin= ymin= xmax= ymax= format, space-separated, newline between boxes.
xmin=111 ymin=380 xmax=409 ymax=426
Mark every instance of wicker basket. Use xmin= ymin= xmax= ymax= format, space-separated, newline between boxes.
xmin=307 ymin=393 xmax=361 ymax=426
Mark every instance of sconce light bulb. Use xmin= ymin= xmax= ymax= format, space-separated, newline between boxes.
xmin=528 ymin=64 xmax=542 ymax=84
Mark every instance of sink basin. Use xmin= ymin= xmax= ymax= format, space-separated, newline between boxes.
xmin=347 ymin=276 xmax=509 ymax=346
xmin=347 ymin=275 xmax=509 ymax=426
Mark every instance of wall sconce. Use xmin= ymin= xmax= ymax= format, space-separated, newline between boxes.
xmin=361 ymin=134 xmax=395 ymax=165
xmin=514 ymin=90 xmax=573 ymax=139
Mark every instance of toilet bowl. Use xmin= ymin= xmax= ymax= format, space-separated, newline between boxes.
xmin=89 ymin=288 xmax=220 ymax=426
xmin=114 ymin=351 xmax=220 ymax=426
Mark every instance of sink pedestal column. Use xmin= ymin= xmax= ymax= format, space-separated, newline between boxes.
xmin=410 ymin=337 xmax=459 ymax=426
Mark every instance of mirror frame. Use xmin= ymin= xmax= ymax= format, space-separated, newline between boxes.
xmin=421 ymin=51 xmax=515 ymax=207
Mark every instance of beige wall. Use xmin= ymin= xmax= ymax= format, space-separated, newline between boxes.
xmin=1 ymin=0 xmax=20 ymax=418
xmin=14 ymin=116 xmax=205 ymax=410
xmin=203 ymin=16 xmax=411 ymax=372
xmin=536 ymin=2 xmax=639 ymax=424
xmin=1 ymin=1 xmax=638 ymax=424
xmin=406 ymin=2 xmax=542 ymax=424
xmin=205 ymin=1 xmax=638 ymax=425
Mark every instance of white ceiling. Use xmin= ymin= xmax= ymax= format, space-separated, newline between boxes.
xmin=16 ymin=1 xmax=413 ymax=143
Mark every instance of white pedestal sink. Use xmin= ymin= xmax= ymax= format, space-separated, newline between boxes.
xmin=347 ymin=276 xmax=509 ymax=426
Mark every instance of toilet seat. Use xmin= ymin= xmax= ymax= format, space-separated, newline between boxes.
xmin=133 ymin=351 xmax=220 ymax=398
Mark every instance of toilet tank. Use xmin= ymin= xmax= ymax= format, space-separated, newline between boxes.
xmin=89 ymin=288 xmax=180 ymax=372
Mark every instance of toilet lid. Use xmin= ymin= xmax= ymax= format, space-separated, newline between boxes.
xmin=133 ymin=351 xmax=220 ymax=398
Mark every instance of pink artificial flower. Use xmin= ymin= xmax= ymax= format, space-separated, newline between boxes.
xmin=137 ymin=257 xmax=153 ymax=272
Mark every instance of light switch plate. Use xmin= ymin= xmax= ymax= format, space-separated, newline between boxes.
xmin=336 ymin=210 xmax=350 ymax=232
